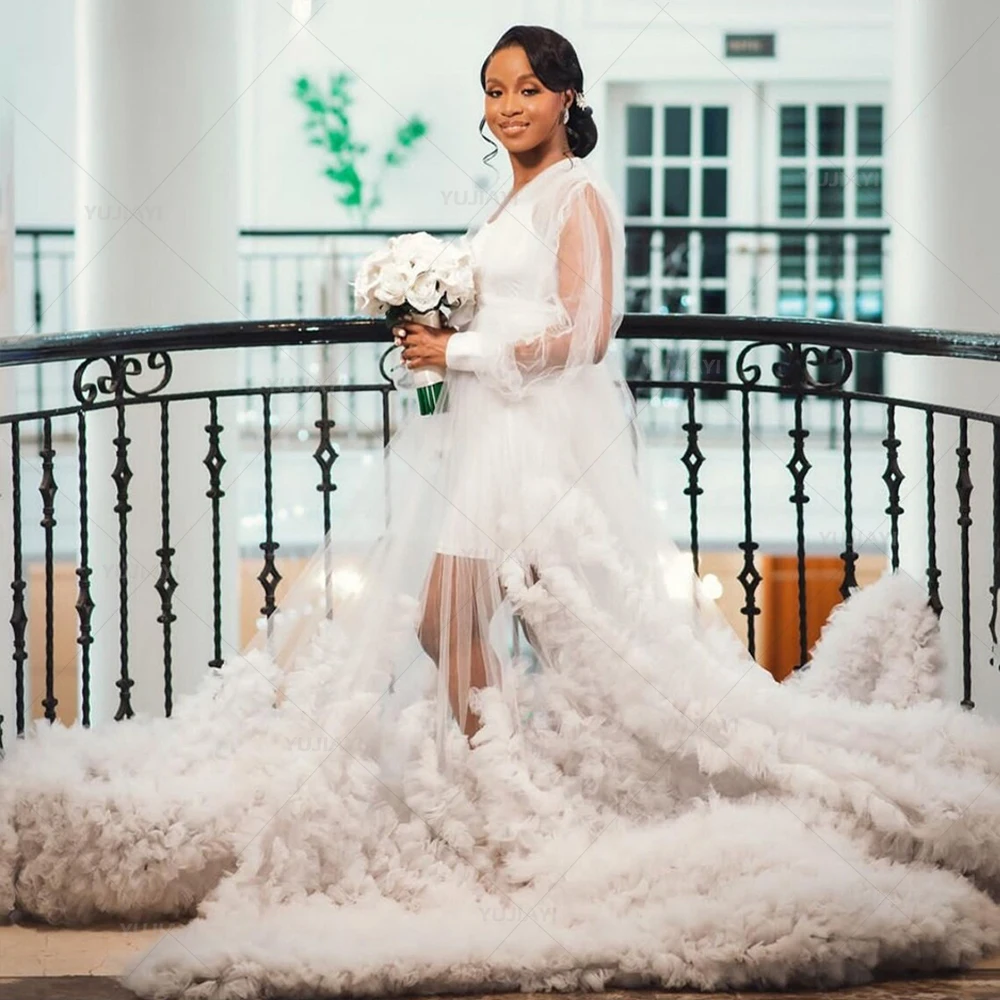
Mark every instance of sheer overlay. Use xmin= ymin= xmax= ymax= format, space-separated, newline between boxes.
xmin=255 ymin=153 xmax=715 ymax=772
xmin=2 ymin=155 xmax=1000 ymax=999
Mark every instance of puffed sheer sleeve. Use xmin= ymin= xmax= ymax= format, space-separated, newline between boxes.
xmin=445 ymin=177 xmax=624 ymax=399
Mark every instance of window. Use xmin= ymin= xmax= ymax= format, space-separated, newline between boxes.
xmin=664 ymin=106 xmax=691 ymax=155
xmin=627 ymin=105 xmax=653 ymax=156
xmin=781 ymin=106 xmax=806 ymax=156
xmin=780 ymin=168 xmax=807 ymax=218
xmin=702 ymin=168 xmax=727 ymax=217
xmin=856 ymin=167 xmax=882 ymax=217
xmin=857 ymin=105 xmax=883 ymax=156
xmin=627 ymin=166 xmax=652 ymax=216
xmin=818 ymin=168 xmax=844 ymax=217
xmin=703 ymin=107 xmax=728 ymax=156
xmin=663 ymin=168 xmax=690 ymax=215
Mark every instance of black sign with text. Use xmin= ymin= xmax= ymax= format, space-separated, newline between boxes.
xmin=725 ymin=34 xmax=776 ymax=57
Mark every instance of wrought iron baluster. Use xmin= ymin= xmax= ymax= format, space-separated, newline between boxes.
xmin=156 ymin=401 xmax=178 ymax=711
xmin=881 ymin=403 xmax=904 ymax=571
xmin=9 ymin=423 xmax=27 ymax=744
xmin=925 ymin=412 xmax=942 ymax=615
xmin=38 ymin=417 xmax=58 ymax=721
xmin=204 ymin=397 xmax=225 ymax=670
xmin=737 ymin=387 xmax=761 ymax=658
xmin=76 ymin=412 xmax=94 ymax=727
xmin=990 ymin=423 xmax=1000 ymax=667
xmin=259 ymin=393 xmax=282 ymax=627
xmin=839 ymin=397 xmax=858 ymax=599
xmin=314 ymin=390 xmax=338 ymax=535
xmin=681 ymin=386 xmax=704 ymax=577
xmin=382 ymin=386 xmax=392 ymax=449
xmin=112 ymin=399 xmax=135 ymax=720
xmin=956 ymin=417 xmax=974 ymax=708
xmin=787 ymin=388 xmax=811 ymax=669
xmin=314 ymin=390 xmax=339 ymax=618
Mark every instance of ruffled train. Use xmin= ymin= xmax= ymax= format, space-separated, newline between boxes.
xmin=1 ymin=464 xmax=999 ymax=998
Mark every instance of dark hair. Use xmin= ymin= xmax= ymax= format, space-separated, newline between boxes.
xmin=478 ymin=25 xmax=598 ymax=168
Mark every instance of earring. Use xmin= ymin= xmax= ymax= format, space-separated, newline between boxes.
xmin=562 ymin=107 xmax=570 ymax=124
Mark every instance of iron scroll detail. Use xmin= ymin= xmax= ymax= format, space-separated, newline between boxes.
xmin=73 ymin=352 xmax=173 ymax=407
xmin=735 ymin=342 xmax=853 ymax=391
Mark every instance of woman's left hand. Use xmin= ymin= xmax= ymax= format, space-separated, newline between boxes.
xmin=392 ymin=321 xmax=456 ymax=370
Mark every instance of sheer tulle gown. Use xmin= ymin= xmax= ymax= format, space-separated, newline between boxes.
xmin=1 ymin=154 xmax=999 ymax=998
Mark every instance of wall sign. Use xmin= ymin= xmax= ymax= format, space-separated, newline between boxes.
xmin=725 ymin=34 xmax=776 ymax=57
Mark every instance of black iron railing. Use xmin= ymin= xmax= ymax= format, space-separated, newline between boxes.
xmin=0 ymin=314 xmax=997 ymax=752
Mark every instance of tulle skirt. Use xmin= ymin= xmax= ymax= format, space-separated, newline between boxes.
xmin=434 ymin=361 xmax=632 ymax=562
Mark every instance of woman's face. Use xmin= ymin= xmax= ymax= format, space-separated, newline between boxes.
xmin=484 ymin=45 xmax=569 ymax=153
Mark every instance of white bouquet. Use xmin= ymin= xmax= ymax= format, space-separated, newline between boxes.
xmin=353 ymin=232 xmax=478 ymax=414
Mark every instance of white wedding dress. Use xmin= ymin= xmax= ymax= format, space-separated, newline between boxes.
xmin=2 ymin=154 xmax=1000 ymax=999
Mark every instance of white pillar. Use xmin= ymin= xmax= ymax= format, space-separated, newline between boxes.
xmin=0 ymin=95 xmax=15 ymax=746
xmin=887 ymin=0 xmax=1000 ymax=719
xmin=75 ymin=0 xmax=240 ymax=723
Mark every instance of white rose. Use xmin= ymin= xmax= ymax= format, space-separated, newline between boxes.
xmin=379 ymin=265 xmax=411 ymax=307
xmin=408 ymin=271 xmax=441 ymax=314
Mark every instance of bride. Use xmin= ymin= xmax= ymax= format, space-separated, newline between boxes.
xmin=2 ymin=24 xmax=1000 ymax=1000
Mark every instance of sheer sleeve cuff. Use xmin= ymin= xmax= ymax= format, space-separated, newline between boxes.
xmin=445 ymin=329 xmax=495 ymax=372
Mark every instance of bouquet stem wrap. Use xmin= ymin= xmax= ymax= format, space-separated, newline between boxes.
xmin=400 ymin=307 xmax=446 ymax=416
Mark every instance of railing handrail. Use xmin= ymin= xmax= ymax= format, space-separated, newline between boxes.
xmin=16 ymin=224 xmax=893 ymax=238
xmin=0 ymin=314 xmax=998 ymax=369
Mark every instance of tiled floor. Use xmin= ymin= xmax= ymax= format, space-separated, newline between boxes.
xmin=1 ymin=920 xmax=998 ymax=999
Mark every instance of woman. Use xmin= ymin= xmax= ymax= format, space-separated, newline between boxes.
xmin=387 ymin=32 xmax=676 ymax=750
xmin=3 ymin=25 xmax=1000 ymax=1000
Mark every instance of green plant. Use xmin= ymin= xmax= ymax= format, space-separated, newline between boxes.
xmin=293 ymin=72 xmax=429 ymax=228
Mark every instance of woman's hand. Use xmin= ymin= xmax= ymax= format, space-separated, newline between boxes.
xmin=392 ymin=321 xmax=456 ymax=371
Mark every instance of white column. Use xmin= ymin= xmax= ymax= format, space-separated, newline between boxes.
xmin=887 ymin=0 xmax=1000 ymax=719
xmin=0 ymin=96 xmax=15 ymax=746
xmin=76 ymin=0 xmax=240 ymax=723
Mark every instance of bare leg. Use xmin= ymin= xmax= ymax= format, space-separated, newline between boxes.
xmin=417 ymin=553 xmax=504 ymax=740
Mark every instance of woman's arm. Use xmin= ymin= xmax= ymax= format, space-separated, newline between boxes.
xmin=445 ymin=180 xmax=620 ymax=399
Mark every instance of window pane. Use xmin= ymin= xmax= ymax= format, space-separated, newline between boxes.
xmin=703 ymin=107 xmax=728 ymax=156
xmin=626 ymin=166 xmax=652 ymax=216
xmin=818 ymin=167 xmax=844 ymax=217
xmin=817 ymin=234 xmax=844 ymax=278
xmin=626 ymin=229 xmax=651 ymax=277
xmin=664 ymin=106 xmax=691 ymax=155
xmin=661 ymin=287 xmax=689 ymax=313
xmin=626 ymin=286 xmax=650 ymax=312
xmin=856 ymin=233 xmax=883 ymax=279
xmin=701 ymin=168 xmax=727 ymax=217
xmin=702 ymin=231 xmax=726 ymax=278
xmin=625 ymin=345 xmax=652 ymax=399
xmin=779 ymin=235 xmax=806 ymax=279
xmin=781 ymin=106 xmax=806 ymax=156
xmin=856 ymin=290 xmax=883 ymax=323
xmin=700 ymin=289 xmax=727 ymax=314
xmin=627 ymin=105 xmax=653 ymax=156
xmin=855 ymin=351 xmax=884 ymax=393
xmin=780 ymin=167 xmax=806 ymax=217
xmin=818 ymin=106 xmax=845 ymax=156
xmin=857 ymin=105 xmax=883 ymax=156
xmin=663 ymin=167 xmax=690 ymax=216
xmin=659 ymin=347 xmax=688 ymax=399
xmin=777 ymin=291 xmax=807 ymax=316
xmin=856 ymin=167 xmax=882 ymax=217
xmin=815 ymin=291 xmax=843 ymax=319
xmin=662 ymin=229 xmax=689 ymax=277
xmin=698 ymin=348 xmax=728 ymax=400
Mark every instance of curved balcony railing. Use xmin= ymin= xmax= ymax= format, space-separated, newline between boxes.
xmin=0 ymin=314 xmax=997 ymax=752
